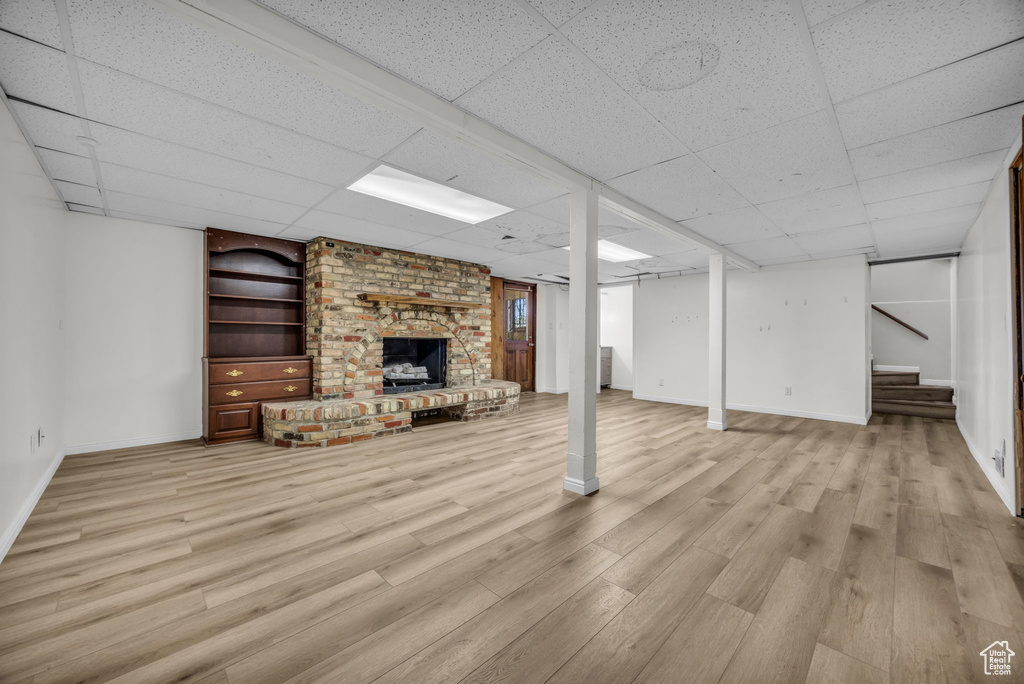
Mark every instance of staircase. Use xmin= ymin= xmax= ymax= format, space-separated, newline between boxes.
xmin=872 ymin=370 xmax=955 ymax=419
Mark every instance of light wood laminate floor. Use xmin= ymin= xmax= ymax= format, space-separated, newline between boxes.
xmin=2 ymin=390 xmax=1024 ymax=683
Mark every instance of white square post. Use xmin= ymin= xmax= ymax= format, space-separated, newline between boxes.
xmin=708 ymin=252 xmax=728 ymax=430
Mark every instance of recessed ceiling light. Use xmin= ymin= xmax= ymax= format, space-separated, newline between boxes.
xmin=346 ymin=164 xmax=512 ymax=224
xmin=562 ymin=240 xmax=652 ymax=263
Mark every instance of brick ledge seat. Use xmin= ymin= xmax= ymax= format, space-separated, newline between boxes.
xmin=263 ymin=380 xmax=521 ymax=448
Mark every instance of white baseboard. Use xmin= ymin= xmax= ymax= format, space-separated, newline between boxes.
xmin=874 ymin=365 xmax=920 ymax=373
xmin=0 ymin=449 xmax=65 ymax=565
xmin=609 ymin=384 xmax=634 ymax=391
xmin=632 ymin=394 xmax=867 ymax=425
xmin=957 ymin=417 xmax=1015 ymax=514
xmin=536 ymin=387 xmax=568 ymax=395
xmin=920 ymin=379 xmax=954 ymax=388
xmin=65 ymin=431 xmax=202 ymax=456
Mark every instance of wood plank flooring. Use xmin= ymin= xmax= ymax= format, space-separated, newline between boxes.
xmin=2 ymin=390 xmax=1023 ymax=683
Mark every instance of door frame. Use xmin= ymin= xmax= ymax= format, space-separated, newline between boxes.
xmin=493 ymin=278 xmax=536 ymax=391
xmin=1009 ymin=140 xmax=1024 ymax=515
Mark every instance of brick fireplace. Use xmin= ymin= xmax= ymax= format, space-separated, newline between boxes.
xmin=262 ymin=238 xmax=519 ymax=448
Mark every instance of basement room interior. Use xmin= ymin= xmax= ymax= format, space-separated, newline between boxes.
xmin=2 ymin=1 xmax=1024 ymax=682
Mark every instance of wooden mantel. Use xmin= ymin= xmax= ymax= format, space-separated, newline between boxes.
xmin=357 ymin=293 xmax=475 ymax=309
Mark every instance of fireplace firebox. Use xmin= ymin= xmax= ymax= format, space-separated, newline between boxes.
xmin=381 ymin=338 xmax=447 ymax=394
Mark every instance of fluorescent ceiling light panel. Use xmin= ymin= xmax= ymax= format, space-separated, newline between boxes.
xmin=562 ymin=240 xmax=652 ymax=263
xmin=347 ymin=164 xmax=512 ymax=224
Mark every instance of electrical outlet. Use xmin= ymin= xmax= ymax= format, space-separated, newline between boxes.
xmin=659 ymin=379 xmax=665 ymax=386
xmin=784 ymin=387 xmax=792 ymax=396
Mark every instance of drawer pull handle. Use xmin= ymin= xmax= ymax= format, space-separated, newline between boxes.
xmin=226 ymin=390 xmax=243 ymax=397
xmin=226 ymin=370 xmax=243 ymax=377
xmin=282 ymin=367 xmax=299 ymax=374
xmin=283 ymin=385 xmax=298 ymax=392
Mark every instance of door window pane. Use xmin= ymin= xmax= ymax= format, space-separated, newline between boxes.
xmin=505 ymin=290 xmax=528 ymax=341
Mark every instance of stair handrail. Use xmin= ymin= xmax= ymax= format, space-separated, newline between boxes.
xmin=871 ymin=304 xmax=929 ymax=340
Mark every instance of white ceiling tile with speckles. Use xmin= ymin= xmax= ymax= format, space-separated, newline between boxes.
xmin=291 ymin=210 xmax=433 ymax=249
xmin=98 ymin=163 xmax=308 ymax=225
xmin=0 ymin=0 xmax=63 ymax=49
xmin=789 ymin=223 xmax=874 ymax=253
xmin=36 ymin=148 xmax=95 ymax=186
xmin=66 ymin=0 xmax=419 ymax=158
xmin=812 ymin=0 xmax=1024 ymax=103
xmin=866 ymin=181 xmax=991 ymax=221
xmin=726 ymin=235 xmax=807 ymax=262
xmin=108 ymin=209 xmax=203 ymax=230
xmin=563 ymin=0 xmax=823 ymax=151
xmin=521 ymin=194 xmax=638 ymax=228
xmin=849 ymin=103 xmax=1024 ymax=180
xmin=382 ymin=129 xmax=564 ymax=209
xmin=836 ymin=40 xmax=1024 ymax=149
xmin=870 ymin=203 xmax=981 ymax=235
xmin=260 ymin=0 xmax=551 ymax=101
xmin=526 ymin=0 xmax=601 ymax=27
xmin=661 ymin=249 xmax=710 ymax=269
xmin=67 ymin=203 xmax=105 ymax=215
xmin=801 ymin=0 xmax=867 ymax=27
xmin=407 ymin=236 xmax=517 ymax=266
xmin=756 ymin=185 xmax=867 ymax=234
xmin=679 ymin=205 xmax=783 ymax=245
xmin=315 ymin=189 xmax=470 ymax=238
xmin=456 ymin=37 xmax=687 ymax=181
xmin=604 ymin=227 xmax=699 ymax=257
xmin=874 ymin=220 xmax=971 ymax=257
xmin=8 ymin=101 xmax=84 ymax=155
xmin=54 ymin=180 xmax=101 ymax=206
xmin=858 ymin=150 xmax=1006 ymax=204
xmin=88 ymin=123 xmax=334 ymax=208
xmin=698 ymin=111 xmax=850 ymax=204
xmin=105 ymin=190 xmax=290 ymax=236
xmin=0 ymin=33 xmax=78 ymax=113
xmin=476 ymin=209 xmax=567 ymax=241
xmin=440 ymin=225 xmax=552 ymax=255
xmin=76 ymin=62 xmax=375 ymax=187
xmin=605 ymin=155 xmax=750 ymax=221
xmin=488 ymin=254 xmax=570 ymax=280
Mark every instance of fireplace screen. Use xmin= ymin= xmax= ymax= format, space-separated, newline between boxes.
xmin=381 ymin=338 xmax=447 ymax=394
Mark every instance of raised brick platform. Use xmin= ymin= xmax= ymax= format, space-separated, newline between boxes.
xmin=262 ymin=380 xmax=521 ymax=448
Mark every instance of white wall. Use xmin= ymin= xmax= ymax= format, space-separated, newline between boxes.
xmin=871 ymin=259 xmax=954 ymax=384
xmin=64 ymin=213 xmax=204 ymax=452
xmin=600 ymin=285 xmax=634 ymax=390
xmin=633 ymin=255 xmax=870 ymax=424
xmin=956 ymin=147 xmax=1018 ymax=512
xmin=0 ymin=102 xmax=68 ymax=559
xmin=535 ymin=283 xmax=569 ymax=393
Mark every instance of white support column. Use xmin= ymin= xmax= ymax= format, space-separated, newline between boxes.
xmin=708 ymin=253 xmax=728 ymax=431
xmin=564 ymin=184 xmax=600 ymax=495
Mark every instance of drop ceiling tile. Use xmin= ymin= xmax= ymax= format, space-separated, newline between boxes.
xmin=790 ymin=223 xmax=874 ymax=253
xmin=536 ymin=228 xmax=635 ymax=249
xmin=8 ymin=101 xmax=83 ymax=155
xmin=108 ymin=209 xmax=204 ymax=230
xmin=836 ymin=40 xmax=1024 ymax=148
xmin=605 ymin=228 xmax=695 ymax=257
xmin=528 ymin=247 xmax=572 ymax=267
xmin=866 ymin=181 xmax=991 ymax=221
xmin=871 ymin=203 xmax=981 ymax=234
xmin=316 ymin=189 xmax=470 ymax=238
xmin=54 ymin=180 xmax=100 ymax=206
xmin=36 ymin=148 xmax=95 ymax=186
xmin=812 ymin=0 xmax=1024 ymax=102
xmin=456 ymin=37 xmax=687 ymax=181
xmin=807 ymin=246 xmax=875 ymax=259
xmin=874 ymin=221 xmax=970 ymax=258
xmin=66 ymin=0 xmax=419 ymax=158
xmin=661 ymin=249 xmax=710 ymax=269
xmin=801 ymin=0 xmax=867 ymax=27
xmin=291 ymin=210 xmax=431 ymax=250
xmin=526 ymin=0 xmax=601 ymax=26
xmin=726 ymin=236 xmax=807 ymax=262
xmin=756 ymin=254 xmax=813 ymax=267
xmin=88 ymin=123 xmax=334 ymax=208
xmin=564 ymin=0 xmax=823 ymax=150
xmin=105 ymin=190 xmax=290 ymax=236
xmin=488 ymin=254 xmax=569 ymax=280
xmin=442 ymin=225 xmax=552 ymax=255
xmin=382 ymin=129 xmax=564 ymax=209
xmin=756 ymin=185 xmax=867 ymax=234
xmin=605 ymin=155 xmax=750 ymax=221
xmin=849 ymin=103 xmax=1024 ymax=180
xmin=680 ymin=206 xmax=783 ymax=245
xmin=67 ymin=203 xmax=105 ymax=215
xmin=0 ymin=33 xmax=78 ymax=113
xmin=698 ymin=111 xmax=850 ymax=203
xmin=98 ymin=163 xmax=307 ymax=225
xmin=476 ymin=210 xmax=567 ymax=241
xmin=0 ymin=0 xmax=63 ymax=49
xmin=76 ymin=62 xmax=375 ymax=187
xmin=261 ymin=0 xmax=550 ymax=100
xmin=858 ymin=151 xmax=1005 ymax=203
xmin=522 ymin=194 xmax=638 ymax=229
xmin=409 ymin=237 xmax=515 ymax=266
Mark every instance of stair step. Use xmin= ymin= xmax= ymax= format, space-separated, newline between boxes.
xmin=872 ymin=399 xmax=956 ymax=420
xmin=873 ymin=384 xmax=953 ymax=402
xmin=872 ymin=370 xmax=920 ymax=386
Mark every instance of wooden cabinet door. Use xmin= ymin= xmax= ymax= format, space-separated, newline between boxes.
xmin=502 ymin=283 xmax=535 ymax=391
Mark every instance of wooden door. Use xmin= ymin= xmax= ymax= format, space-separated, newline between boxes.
xmin=502 ymin=282 xmax=535 ymax=391
xmin=1011 ymin=125 xmax=1024 ymax=514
